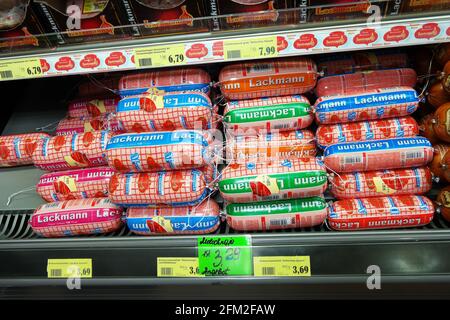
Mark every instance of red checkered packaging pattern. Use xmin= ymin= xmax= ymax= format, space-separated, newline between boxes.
xmin=118 ymin=68 xmax=211 ymax=97
xmin=108 ymin=169 xmax=209 ymax=207
xmin=67 ymin=97 xmax=120 ymax=118
xmin=55 ymin=114 xmax=123 ymax=136
xmin=329 ymin=167 xmax=433 ymax=200
xmin=36 ymin=167 xmax=115 ymax=202
xmin=223 ymin=95 xmax=313 ymax=135
xmin=219 ymin=158 xmax=327 ymax=203
xmin=126 ymin=200 xmax=220 ymax=236
xmin=0 ymin=133 xmax=50 ymax=167
xmin=116 ymin=91 xmax=214 ymax=132
xmin=29 ymin=198 xmax=124 ymax=237
xmin=315 ymin=68 xmax=417 ymax=97
xmin=106 ymin=130 xmax=214 ymax=173
xmin=327 ymin=195 xmax=435 ymax=231
xmin=32 ymin=131 xmax=110 ymax=171
xmin=314 ymin=87 xmax=419 ymax=125
xmin=78 ymin=77 xmax=120 ymax=98
xmin=219 ymin=58 xmax=318 ymax=100
xmin=316 ymin=116 xmax=419 ymax=148
xmin=226 ymin=129 xmax=316 ymax=164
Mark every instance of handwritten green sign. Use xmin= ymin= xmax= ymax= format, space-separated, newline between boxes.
xmin=198 ymin=236 xmax=253 ymax=276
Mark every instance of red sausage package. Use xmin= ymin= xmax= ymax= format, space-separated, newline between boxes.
xmin=328 ymin=195 xmax=435 ymax=231
xmin=219 ymin=58 xmax=318 ymax=100
xmin=126 ymin=200 xmax=220 ymax=235
xmin=56 ymin=115 xmax=123 ymax=136
xmin=29 ymin=198 xmax=124 ymax=237
xmin=323 ymin=137 xmax=433 ymax=173
xmin=32 ymin=131 xmax=110 ymax=171
xmin=329 ymin=167 xmax=433 ymax=199
xmin=316 ymin=116 xmax=419 ymax=148
xmin=315 ymin=68 xmax=417 ymax=97
xmin=37 ymin=167 xmax=115 ymax=202
xmin=0 ymin=132 xmax=49 ymax=167
xmin=67 ymin=97 xmax=119 ymax=118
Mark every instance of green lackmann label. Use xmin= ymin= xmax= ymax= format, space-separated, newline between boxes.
xmin=226 ymin=197 xmax=326 ymax=216
xmin=219 ymin=171 xmax=327 ymax=194
xmin=224 ymin=103 xmax=311 ymax=124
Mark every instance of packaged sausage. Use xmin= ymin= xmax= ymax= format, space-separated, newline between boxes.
xmin=323 ymin=137 xmax=433 ymax=173
xmin=436 ymin=186 xmax=450 ymax=222
xmin=118 ymin=68 xmax=211 ymax=97
xmin=314 ymin=87 xmax=419 ymax=124
xmin=37 ymin=167 xmax=115 ymax=202
xmin=315 ymin=68 xmax=417 ymax=97
xmin=226 ymin=197 xmax=327 ymax=231
xmin=316 ymin=116 xmax=419 ymax=148
xmin=329 ymin=167 xmax=433 ymax=199
xmin=223 ymin=95 xmax=313 ymax=135
xmin=78 ymin=77 xmax=120 ymax=98
xmin=32 ymin=131 xmax=109 ymax=171
xmin=0 ymin=132 xmax=50 ymax=167
xmin=442 ymin=61 xmax=450 ymax=94
xmin=126 ymin=200 xmax=220 ymax=235
xmin=219 ymin=58 xmax=318 ymax=100
xmin=429 ymin=144 xmax=450 ymax=183
xmin=106 ymin=131 xmax=214 ymax=172
xmin=433 ymin=102 xmax=450 ymax=142
xmin=116 ymin=91 xmax=213 ymax=132
xmin=427 ymin=82 xmax=450 ymax=109
xmin=67 ymin=97 xmax=119 ymax=118
xmin=419 ymin=114 xmax=440 ymax=145
xmin=56 ymin=115 xmax=123 ymax=136
xmin=226 ymin=130 xmax=316 ymax=163
xmin=108 ymin=169 xmax=209 ymax=207
xmin=219 ymin=158 xmax=327 ymax=203
xmin=328 ymin=195 xmax=435 ymax=231
xmin=29 ymin=198 xmax=124 ymax=237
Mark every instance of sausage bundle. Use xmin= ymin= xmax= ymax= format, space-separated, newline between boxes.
xmin=67 ymin=97 xmax=120 ymax=118
xmin=0 ymin=133 xmax=50 ymax=167
xmin=56 ymin=115 xmax=123 ymax=136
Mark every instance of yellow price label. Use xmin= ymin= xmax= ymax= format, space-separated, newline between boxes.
xmin=47 ymin=259 xmax=92 ymax=278
xmin=157 ymin=257 xmax=203 ymax=277
xmin=135 ymin=44 xmax=186 ymax=68
xmin=0 ymin=58 xmax=43 ymax=80
xmin=253 ymin=256 xmax=311 ymax=277
xmin=223 ymin=36 xmax=278 ymax=60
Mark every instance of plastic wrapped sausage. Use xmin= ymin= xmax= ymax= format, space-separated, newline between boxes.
xmin=0 ymin=133 xmax=50 ymax=167
xmin=56 ymin=115 xmax=123 ymax=136
xmin=219 ymin=158 xmax=327 ymax=203
xmin=314 ymin=87 xmax=419 ymax=124
xmin=126 ymin=200 xmax=220 ymax=235
xmin=316 ymin=116 xmax=419 ymax=148
xmin=315 ymin=68 xmax=417 ymax=97
xmin=108 ymin=169 xmax=209 ymax=207
xmin=118 ymin=68 xmax=211 ymax=97
xmin=67 ymin=97 xmax=119 ymax=118
xmin=37 ymin=167 xmax=115 ymax=202
xmin=226 ymin=197 xmax=327 ymax=231
xmin=29 ymin=198 xmax=124 ymax=237
xmin=323 ymin=137 xmax=433 ymax=173
xmin=329 ymin=167 xmax=433 ymax=199
xmin=219 ymin=58 xmax=318 ymax=100
xmin=328 ymin=195 xmax=434 ymax=231
xmin=78 ymin=77 xmax=120 ymax=98
xmin=106 ymin=131 xmax=214 ymax=172
xmin=32 ymin=131 xmax=110 ymax=171
xmin=226 ymin=130 xmax=316 ymax=163
xmin=116 ymin=91 xmax=213 ymax=132
xmin=223 ymin=95 xmax=313 ymax=135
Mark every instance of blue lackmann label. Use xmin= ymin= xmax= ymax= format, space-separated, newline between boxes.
xmin=126 ymin=216 xmax=218 ymax=233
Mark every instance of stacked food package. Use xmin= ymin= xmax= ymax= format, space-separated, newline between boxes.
xmin=109 ymin=68 xmax=221 ymax=236
xmin=218 ymin=58 xmax=328 ymax=231
xmin=314 ymin=58 xmax=435 ymax=231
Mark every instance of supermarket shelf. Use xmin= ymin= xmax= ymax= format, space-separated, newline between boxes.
xmin=0 ymin=13 xmax=449 ymax=81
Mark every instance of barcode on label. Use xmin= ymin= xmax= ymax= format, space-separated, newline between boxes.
xmin=160 ymin=267 xmax=173 ymax=276
xmin=273 ymin=123 xmax=292 ymax=129
xmin=0 ymin=70 xmax=13 ymax=79
xmin=405 ymin=151 xmax=424 ymax=159
xmin=138 ymin=58 xmax=152 ymax=67
xmin=344 ymin=156 xmax=363 ymax=164
xmin=248 ymin=64 xmax=272 ymax=73
xmin=227 ymin=50 xmax=241 ymax=59
xmin=50 ymin=269 xmax=62 ymax=277
xmin=269 ymin=219 xmax=290 ymax=226
xmin=262 ymin=267 xmax=275 ymax=275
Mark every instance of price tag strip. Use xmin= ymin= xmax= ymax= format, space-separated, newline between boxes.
xmin=198 ymin=235 xmax=253 ymax=276
xmin=134 ymin=44 xmax=186 ymax=68
xmin=223 ymin=36 xmax=278 ymax=60
xmin=47 ymin=258 xmax=92 ymax=278
xmin=253 ymin=256 xmax=311 ymax=277
xmin=157 ymin=257 xmax=203 ymax=277
xmin=0 ymin=58 xmax=43 ymax=80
